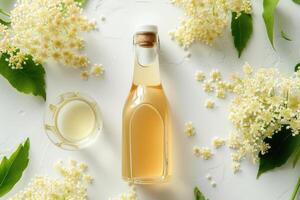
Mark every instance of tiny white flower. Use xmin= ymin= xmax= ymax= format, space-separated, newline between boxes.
xmin=243 ymin=62 xmax=253 ymax=75
xmin=203 ymin=80 xmax=214 ymax=93
xmin=205 ymin=99 xmax=215 ymax=109
xmin=210 ymin=69 xmax=221 ymax=81
xmin=195 ymin=70 xmax=205 ymax=81
xmin=91 ymin=64 xmax=105 ymax=76
xmin=212 ymin=137 xmax=226 ymax=148
xmin=232 ymin=162 xmax=241 ymax=174
xmin=80 ymin=70 xmax=90 ymax=80
xmin=184 ymin=121 xmax=196 ymax=136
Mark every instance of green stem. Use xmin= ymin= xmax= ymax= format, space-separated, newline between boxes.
xmin=0 ymin=9 xmax=10 ymax=17
xmin=0 ymin=18 xmax=10 ymax=26
xmin=290 ymin=177 xmax=300 ymax=200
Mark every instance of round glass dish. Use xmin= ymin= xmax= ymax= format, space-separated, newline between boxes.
xmin=44 ymin=92 xmax=103 ymax=150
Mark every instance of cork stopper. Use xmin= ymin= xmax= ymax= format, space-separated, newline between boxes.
xmin=135 ymin=33 xmax=157 ymax=47
xmin=134 ymin=25 xmax=158 ymax=47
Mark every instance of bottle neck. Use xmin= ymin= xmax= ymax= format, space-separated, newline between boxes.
xmin=133 ymin=44 xmax=161 ymax=86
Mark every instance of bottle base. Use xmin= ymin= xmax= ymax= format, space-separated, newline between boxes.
xmin=122 ymin=175 xmax=171 ymax=185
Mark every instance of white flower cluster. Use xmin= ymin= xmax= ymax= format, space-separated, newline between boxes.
xmin=184 ymin=121 xmax=196 ymax=136
xmin=10 ymin=160 xmax=92 ymax=200
xmin=192 ymin=137 xmax=226 ymax=160
xmin=80 ymin=64 xmax=104 ymax=80
xmin=228 ymin=66 xmax=300 ymax=172
xmin=204 ymin=69 xmax=233 ymax=98
xmin=195 ymin=69 xmax=233 ymax=108
xmin=109 ymin=184 xmax=137 ymax=200
xmin=212 ymin=137 xmax=226 ymax=148
xmin=186 ymin=122 xmax=225 ymax=160
xmin=170 ymin=0 xmax=252 ymax=47
xmin=0 ymin=24 xmax=27 ymax=69
xmin=193 ymin=146 xmax=213 ymax=160
xmin=0 ymin=0 xmax=103 ymax=78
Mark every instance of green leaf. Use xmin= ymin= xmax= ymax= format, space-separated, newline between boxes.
xmin=75 ymin=0 xmax=87 ymax=6
xmin=0 ymin=138 xmax=30 ymax=197
xmin=281 ymin=31 xmax=292 ymax=41
xmin=292 ymin=0 xmax=300 ymax=4
xmin=0 ymin=53 xmax=46 ymax=100
xmin=257 ymin=126 xmax=300 ymax=178
xmin=231 ymin=12 xmax=253 ymax=57
xmin=292 ymin=146 xmax=300 ymax=167
xmin=194 ymin=187 xmax=208 ymax=200
xmin=295 ymin=63 xmax=300 ymax=72
xmin=262 ymin=0 xmax=280 ymax=48
xmin=290 ymin=177 xmax=300 ymax=200
xmin=0 ymin=18 xmax=10 ymax=26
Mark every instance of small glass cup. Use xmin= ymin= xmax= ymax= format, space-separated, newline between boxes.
xmin=44 ymin=92 xmax=103 ymax=150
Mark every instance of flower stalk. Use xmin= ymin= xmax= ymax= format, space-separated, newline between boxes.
xmin=0 ymin=8 xmax=10 ymax=17
xmin=290 ymin=177 xmax=300 ymax=200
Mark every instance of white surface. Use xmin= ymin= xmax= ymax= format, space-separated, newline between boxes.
xmin=1 ymin=0 xmax=300 ymax=200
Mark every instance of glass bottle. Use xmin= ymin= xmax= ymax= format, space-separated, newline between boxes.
xmin=122 ymin=25 xmax=172 ymax=184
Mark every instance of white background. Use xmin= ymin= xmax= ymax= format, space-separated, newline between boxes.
xmin=1 ymin=0 xmax=300 ymax=199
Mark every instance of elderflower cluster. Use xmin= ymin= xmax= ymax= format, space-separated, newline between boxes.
xmin=10 ymin=159 xmax=92 ymax=200
xmin=109 ymin=184 xmax=138 ymax=200
xmin=170 ymin=0 xmax=252 ymax=47
xmin=202 ymin=69 xmax=233 ymax=99
xmin=80 ymin=64 xmax=105 ymax=80
xmin=184 ymin=121 xmax=196 ymax=136
xmin=212 ymin=137 xmax=226 ymax=148
xmin=193 ymin=146 xmax=213 ymax=160
xmin=228 ymin=66 xmax=300 ymax=168
xmin=0 ymin=24 xmax=27 ymax=69
xmin=0 ymin=0 xmax=103 ymax=77
xmin=231 ymin=162 xmax=241 ymax=173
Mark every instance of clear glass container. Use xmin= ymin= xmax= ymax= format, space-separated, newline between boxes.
xmin=122 ymin=25 xmax=172 ymax=184
xmin=44 ymin=92 xmax=103 ymax=150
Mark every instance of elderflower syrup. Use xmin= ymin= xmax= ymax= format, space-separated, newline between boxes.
xmin=44 ymin=92 xmax=102 ymax=150
xmin=122 ymin=25 xmax=172 ymax=184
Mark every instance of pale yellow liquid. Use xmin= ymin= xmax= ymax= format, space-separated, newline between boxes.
xmin=56 ymin=100 xmax=96 ymax=141
xmin=122 ymin=49 xmax=172 ymax=184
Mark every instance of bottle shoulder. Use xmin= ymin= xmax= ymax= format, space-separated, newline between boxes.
xmin=123 ymin=84 xmax=169 ymax=113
